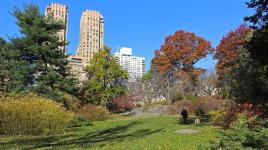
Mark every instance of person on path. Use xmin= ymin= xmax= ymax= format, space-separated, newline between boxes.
xmin=181 ymin=107 xmax=188 ymax=124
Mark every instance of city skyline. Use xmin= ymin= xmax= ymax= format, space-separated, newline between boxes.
xmin=0 ymin=0 xmax=253 ymax=71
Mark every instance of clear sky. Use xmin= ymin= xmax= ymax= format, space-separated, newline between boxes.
xmin=0 ymin=0 xmax=253 ymax=71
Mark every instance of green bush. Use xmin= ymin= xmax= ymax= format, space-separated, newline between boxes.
xmin=0 ymin=93 xmax=74 ymax=135
xmin=78 ymin=104 xmax=110 ymax=121
xmin=199 ymin=113 xmax=268 ymax=149
xmin=210 ymin=107 xmax=228 ymax=126
xmin=70 ymin=115 xmax=92 ymax=127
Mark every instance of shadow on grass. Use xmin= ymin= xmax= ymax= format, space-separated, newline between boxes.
xmin=0 ymin=121 xmax=163 ymax=149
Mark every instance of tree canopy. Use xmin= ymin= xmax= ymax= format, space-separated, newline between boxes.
xmin=0 ymin=4 xmax=78 ymax=100
xmin=83 ymin=47 xmax=128 ymax=106
xmin=244 ymin=0 xmax=268 ymax=104
xmin=150 ymin=30 xmax=212 ymax=102
xmin=152 ymin=30 xmax=212 ymax=77
xmin=214 ymin=25 xmax=252 ymax=80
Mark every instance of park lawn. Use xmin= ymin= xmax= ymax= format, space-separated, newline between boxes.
xmin=0 ymin=115 xmax=220 ymax=150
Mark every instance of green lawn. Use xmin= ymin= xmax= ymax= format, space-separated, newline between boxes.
xmin=0 ymin=116 xmax=219 ymax=150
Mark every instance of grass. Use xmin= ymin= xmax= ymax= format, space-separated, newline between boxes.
xmin=0 ymin=115 xmax=220 ymax=150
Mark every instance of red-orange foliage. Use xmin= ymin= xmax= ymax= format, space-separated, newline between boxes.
xmin=214 ymin=25 xmax=252 ymax=79
xmin=151 ymin=30 xmax=212 ymax=76
xmin=222 ymin=103 xmax=263 ymax=128
xmin=108 ymin=96 xmax=136 ymax=113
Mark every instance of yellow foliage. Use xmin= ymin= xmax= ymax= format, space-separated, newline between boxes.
xmin=0 ymin=93 xmax=74 ymax=135
xmin=78 ymin=104 xmax=110 ymax=121
xmin=210 ymin=107 xmax=227 ymax=125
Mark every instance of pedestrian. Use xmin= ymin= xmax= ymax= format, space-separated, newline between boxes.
xmin=181 ymin=107 xmax=188 ymax=124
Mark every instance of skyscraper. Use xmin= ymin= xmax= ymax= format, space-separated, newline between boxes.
xmin=45 ymin=3 xmax=68 ymax=54
xmin=77 ymin=10 xmax=104 ymax=66
xmin=114 ymin=47 xmax=146 ymax=82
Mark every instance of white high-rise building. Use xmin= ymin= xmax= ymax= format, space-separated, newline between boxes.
xmin=114 ymin=47 xmax=146 ymax=82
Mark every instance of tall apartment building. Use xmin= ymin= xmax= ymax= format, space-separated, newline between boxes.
xmin=114 ymin=47 xmax=146 ymax=82
xmin=67 ymin=55 xmax=87 ymax=83
xmin=45 ymin=3 xmax=68 ymax=54
xmin=77 ymin=10 xmax=104 ymax=66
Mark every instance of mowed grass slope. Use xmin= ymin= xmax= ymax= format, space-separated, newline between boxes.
xmin=0 ymin=116 xmax=219 ymax=150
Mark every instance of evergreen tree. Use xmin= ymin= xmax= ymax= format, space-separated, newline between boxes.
xmin=0 ymin=38 xmax=29 ymax=96
xmin=225 ymin=47 xmax=258 ymax=103
xmin=0 ymin=38 xmax=10 ymax=96
xmin=10 ymin=4 xmax=78 ymax=100
xmin=244 ymin=0 xmax=268 ymax=104
xmin=83 ymin=47 xmax=128 ymax=106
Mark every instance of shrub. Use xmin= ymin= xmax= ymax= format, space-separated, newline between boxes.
xmin=169 ymin=96 xmax=220 ymax=116
xmin=192 ymin=96 xmax=220 ymax=117
xmin=78 ymin=104 xmax=110 ymax=121
xmin=199 ymin=113 xmax=268 ymax=150
xmin=70 ymin=115 xmax=92 ymax=127
xmin=169 ymin=99 xmax=194 ymax=115
xmin=61 ymin=93 xmax=80 ymax=111
xmin=210 ymin=106 xmax=228 ymax=126
xmin=196 ymin=96 xmax=220 ymax=112
xmin=212 ymin=102 xmax=264 ymax=128
xmin=0 ymin=93 xmax=74 ymax=135
xmin=108 ymin=96 xmax=135 ymax=113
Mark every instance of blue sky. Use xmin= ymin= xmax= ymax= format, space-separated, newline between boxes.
xmin=0 ymin=0 xmax=253 ymax=71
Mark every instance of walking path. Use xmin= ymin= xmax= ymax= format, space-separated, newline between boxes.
xmin=130 ymin=105 xmax=169 ymax=117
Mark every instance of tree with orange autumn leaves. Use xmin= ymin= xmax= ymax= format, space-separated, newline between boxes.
xmin=214 ymin=24 xmax=268 ymax=105
xmin=150 ymin=30 xmax=212 ymax=102
xmin=152 ymin=30 xmax=212 ymax=77
xmin=214 ymin=25 xmax=252 ymax=80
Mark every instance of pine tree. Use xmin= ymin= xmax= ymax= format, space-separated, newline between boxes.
xmin=244 ymin=0 xmax=268 ymax=104
xmin=0 ymin=38 xmax=29 ymax=96
xmin=0 ymin=38 xmax=9 ymax=96
xmin=10 ymin=4 xmax=78 ymax=100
